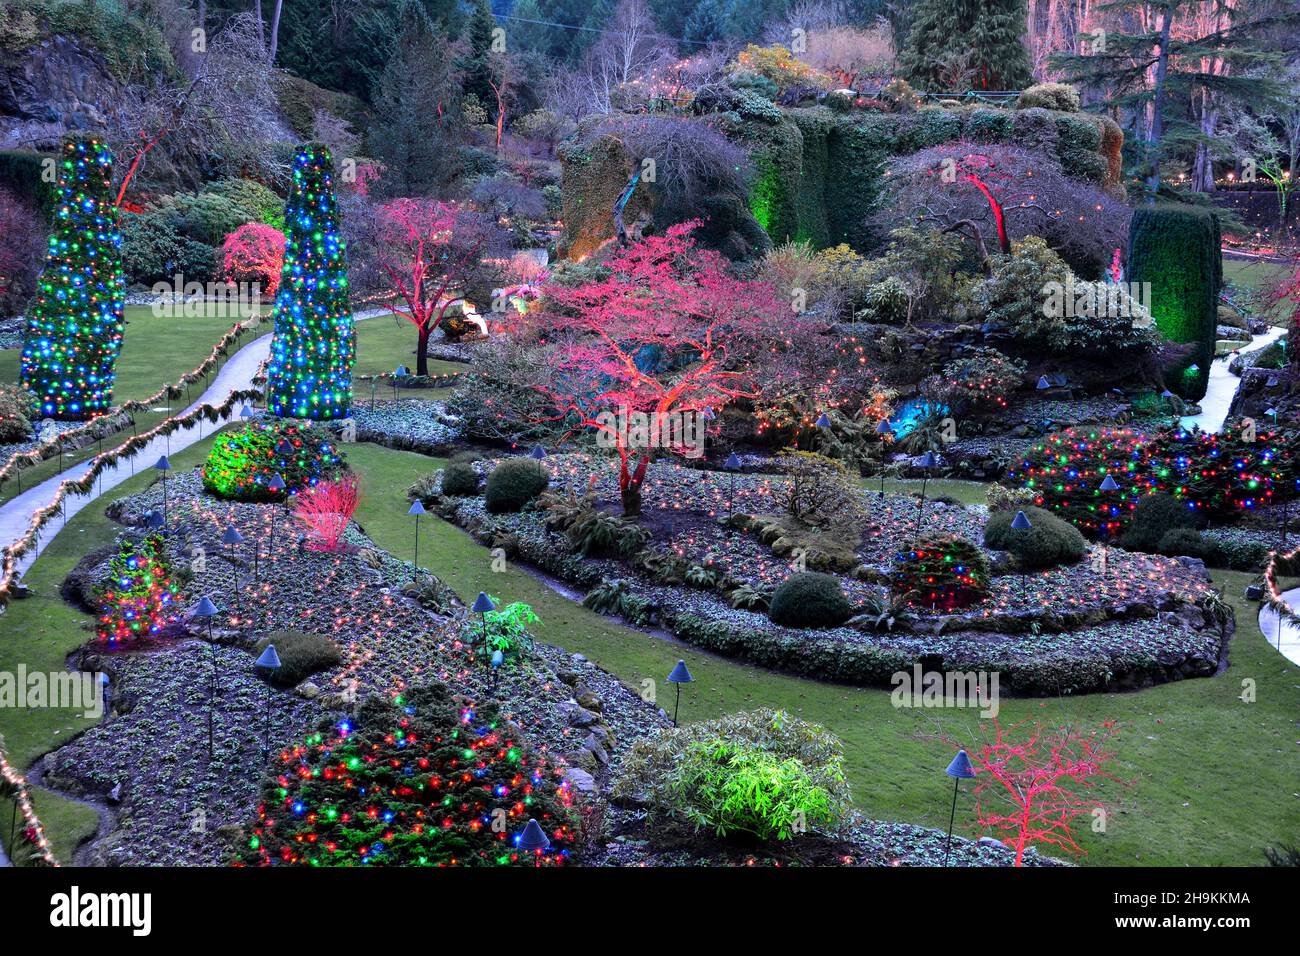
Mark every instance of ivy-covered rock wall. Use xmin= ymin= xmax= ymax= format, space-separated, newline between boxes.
xmin=557 ymin=102 xmax=1123 ymax=261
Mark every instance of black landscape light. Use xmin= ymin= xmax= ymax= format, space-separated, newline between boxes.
xmin=254 ymin=643 xmax=281 ymax=756
xmin=472 ymin=592 xmax=496 ymax=668
xmin=666 ymin=659 xmax=694 ymax=727
xmin=191 ymin=595 xmax=220 ymax=761
xmin=408 ymin=499 xmax=426 ymax=584
xmin=724 ymin=451 xmax=742 ymax=518
xmin=876 ymin=419 xmax=893 ymax=497
xmin=943 ymin=748 xmax=976 ymax=867
xmin=153 ymin=455 xmax=172 ymax=530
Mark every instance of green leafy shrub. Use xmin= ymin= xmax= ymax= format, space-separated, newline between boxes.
xmin=238 ymin=681 xmax=576 ymax=866
xmin=1121 ymin=492 xmax=1199 ymax=553
xmin=0 ymin=383 xmax=36 ymax=443
xmin=967 ymin=237 xmax=1072 ymax=349
xmin=727 ymin=583 xmax=771 ymax=611
xmin=582 ymin=579 xmax=655 ymax=625
xmin=927 ymin=347 xmax=1026 ymax=415
xmin=1156 ymin=527 xmax=1222 ymax=564
xmin=201 ymin=178 xmax=285 ymax=231
xmin=1016 ymin=82 xmax=1082 ymax=112
xmin=254 ymin=631 xmax=341 ymax=687
xmin=121 ymin=211 xmax=216 ymax=286
xmin=668 ymin=740 xmax=842 ymax=841
xmin=894 ymin=533 xmax=991 ymax=611
xmin=484 ymin=458 xmax=549 ymax=513
xmin=201 ymin=420 xmax=345 ymax=502
xmin=566 ymin=507 xmax=650 ymax=557
xmin=465 ymin=597 xmax=539 ymax=657
xmin=440 ymin=461 xmax=480 ymax=496
xmin=983 ymin=505 xmax=1086 ymax=569
xmin=611 ymin=708 xmax=852 ymax=842
xmin=768 ymin=572 xmax=852 ymax=628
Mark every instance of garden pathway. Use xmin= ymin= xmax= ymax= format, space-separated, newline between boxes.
xmin=1258 ymin=589 xmax=1300 ymax=668
xmin=1180 ymin=324 xmax=1287 ymax=434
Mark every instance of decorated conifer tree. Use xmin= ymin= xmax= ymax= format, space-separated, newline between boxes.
xmin=20 ymin=136 xmax=126 ymax=420
xmin=94 ymin=534 xmax=181 ymax=644
xmin=266 ymin=143 xmax=354 ymax=420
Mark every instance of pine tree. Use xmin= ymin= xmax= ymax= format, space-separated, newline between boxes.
xmin=20 ymin=136 xmax=126 ymax=421
xmin=460 ymin=0 xmax=498 ymax=105
xmin=266 ymin=143 xmax=354 ymax=421
xmin=899 ymin=0 xmax=1033 ymax=92
xmin=94 ymin=533 xmax=181 ymax=644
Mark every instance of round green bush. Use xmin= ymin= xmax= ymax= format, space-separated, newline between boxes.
xmin=768 ymin=572 xmax=852 ymax=629
xmin=201 ymin=419 xmax=345 ymax=502
xmin=1016 ymin=82 xmax=1082 ymax=112
xmin=440 ymin=461 xmax=480 ymax=496
xmin=1157 ymin=528 xmax=1222 ymax=564
xmin=484 ymin=458 xmax=549 ymax=513
xmin=1121 ymin=492 xmax=1198 ymax=553
xmin=983 ymin=505 xmax=1086 ymax=569
xmin=254 ymin=630 xmax=341 ymax=687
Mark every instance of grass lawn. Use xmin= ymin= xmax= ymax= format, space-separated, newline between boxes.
xmin=0 ymin=425 xmax=242 ymax=865
xmin=1223 ymin=256 xmax=1293 ymax=322
xmin=353 ymin=313 xmax=467 ymax=402
xmin=346 ymin=442 xmax=1300 ymax=867
xmin=0 ymin=303 xmax=267 ymax=507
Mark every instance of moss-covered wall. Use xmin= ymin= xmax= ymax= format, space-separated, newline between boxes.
xmin=557 ymin=102 xmax=1122 ymax=261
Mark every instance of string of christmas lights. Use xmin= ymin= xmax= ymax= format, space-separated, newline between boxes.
xmin=19 ymin=136 xmax=126 ymax=421
xmin=94 ymin=533 xmax=181 ymax=644
xmin=0 ymin=744 xmax=59 ymax=866
xmin=266 ymin=144 xmax=355 ymax=421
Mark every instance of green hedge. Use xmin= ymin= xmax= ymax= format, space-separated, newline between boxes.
xmin=1128 ymin=204 xmax=1221 ymax=400
xmin=0 ymin=150 xmax=56 ymax=217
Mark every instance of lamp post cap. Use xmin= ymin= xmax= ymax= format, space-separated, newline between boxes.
xmin=946 ymin=749 xmax=976 ymax=779
xmin=255 ymin=644 xmax=282 ymax=670
xmin=221 ymin=526 xmax=245 ymax=545
xmin=408 ymin=499 xmax=426 ymax=516
xmin=516 ymin=818 xmax=550 ymax=852
xmin=814 ymin=412 xmax=832 ymax=428
xmin=1010 ymin=510 xmax=1032 ymax=530
xmin=192 ymin=595 xmax=219 ymax=618
xmin=152 ymin=455 xmax=171 ymax=471
xmin=667 ymin=659 xmax=694 ymax=684
xmin=1099 ymin=475 xmax=1120 ymax=491
xmin=268 ymin=474 xmax=287 ymax=491
xmin=724 ymin=452 xmax=742 ymax=471
xmin=472 ymin=592 xmax=496 ymax=614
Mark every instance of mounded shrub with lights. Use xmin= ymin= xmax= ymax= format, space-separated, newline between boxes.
xmin=894 ymin=533 xmax=991 ymax=611
xmin=93 ymin=533 xmax=182 ymax=644
xmin=983 ymin=505 xmax=1086 ymax=569
xmin=768 ymin=571 xmax=852 ymax=628
xmin=200 ymin=419 xmax=344 ymax=502
xmin=238 ymin=681 xmax=575 ymax=866
xmin=484 ymin=458 xmax=549 ymax=513
xmin=1121 ymin=492 xmax=1199 ymax=553
xmin=439 ymin=461 xmax=480 ymax=496
xmin=1009 ymin=427 xmax=1150 ymax=537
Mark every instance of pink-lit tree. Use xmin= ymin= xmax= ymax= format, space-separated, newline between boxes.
xmin=293 ymin=475 xmax=360 ymax=552
xmin=527 ymin=221 xmax=789 ymax=515
xmin=955 ymin=717 xmax=1125 ymax=866
xmin=370 ymin=199 xmax=509 ymax=376
xmin=219 ymin=223 xmax=286 ymax=299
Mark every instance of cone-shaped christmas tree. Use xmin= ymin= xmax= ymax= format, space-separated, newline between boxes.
xmin=94 ymin=534 xmax=181 ymax=644
xmin=266 ymin=143 xmax=354 ymax=420
xmin=20 ymin=136 xmax=126 ymax=420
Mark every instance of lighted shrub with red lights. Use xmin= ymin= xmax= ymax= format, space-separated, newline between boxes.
xmin=239 ymin=682 xmax=575 ymax=867
xmin=893 ymin=533 xmax=991 ymax=612
xmin=1144 ymin=422 xmax=1295 ymax=520
xmin=1008 ymin=427 xmax=1152 ymax=537
xmin=927 ymin=347 xmax=1026 ymax=415
xmin=93 ymin=533 xmax=182 ymax=643
xmin=201 ymin=419 xmax=344 ymax=502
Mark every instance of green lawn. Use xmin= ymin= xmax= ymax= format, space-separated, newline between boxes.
xmin=353 ymin=313 xmax=467 ymax=402
xmin=6 ymin=437 xmax=1297 ymax=867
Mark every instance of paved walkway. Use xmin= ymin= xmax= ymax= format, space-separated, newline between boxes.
xmin=1180 ymin=325 xmax=1287 ymax=434
xmin=1259 ymin=588 xmax=1300 ymax=668
xmin=0 ymin=334 xmax=272 ymax=583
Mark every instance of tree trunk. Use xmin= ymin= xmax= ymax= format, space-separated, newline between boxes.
xmin=1146 ymin=0 xmax=1176 ymax=191
xmin=416 ymin=325 xmax=431 ymax=377
xmin=620 ymin=483 xmax=642 ymax=516
xmin=269 ymin=0 xmax=284 ymax=64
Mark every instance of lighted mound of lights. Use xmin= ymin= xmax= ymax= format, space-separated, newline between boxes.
xmin=893 ymin=533 xmax=992 ymax=613
xmin=94 ymin=533 xmax=181 ymax=644
xmin=200 ymin=419 xmax=344 ymax=502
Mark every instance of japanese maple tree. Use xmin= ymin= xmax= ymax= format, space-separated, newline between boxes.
xmin=293 ymin=475 xmax=360 ymax=552
xmin=528 ymin=221 xmax=789 ymax=515
xmin=371 ymin=199 xmax=508 ymax=376
xmin=956 ymin=717 xmax=1125 ymax=866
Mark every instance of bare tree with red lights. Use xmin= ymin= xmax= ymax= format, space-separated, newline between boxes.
xmin=956 ymin=717 xmax=1125 ymax=866
xmin=525 ymin=221 xmax=789 ymax=515
xmin=883 ymin=143 xmax=1130 ymax=275
xmin=367 ymin=199 xmax=509 ymax=376
xmin=293 ymin=475 xmax=360 ymax=552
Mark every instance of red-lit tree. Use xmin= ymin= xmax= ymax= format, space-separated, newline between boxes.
xmin=220 ymin=223 xmax=286 ymax=299
xmin=526 ymin=221 xmax=789 ymax=515
xmin=369 ymin=199 xmax=509 ymax=376
xmin=956 ymin=717 xmax=1124 ymax=866
xmin=293 ymin=475 xmax=360 ymax=552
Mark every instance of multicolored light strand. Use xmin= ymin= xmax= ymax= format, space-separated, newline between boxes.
xmin=94 ymin=533 xmax=181 ymax=644
xmin=19 ymin=137 xmax=126 ymax=420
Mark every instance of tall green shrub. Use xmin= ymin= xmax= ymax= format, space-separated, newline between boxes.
xmin=1127 ymin=205 xmax=1221 ymax=400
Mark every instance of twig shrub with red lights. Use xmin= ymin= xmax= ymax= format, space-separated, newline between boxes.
xmin=957 ymin=717 xmax=1124 ymax=866
xmin=219 ymin=222 xmax=286 ymax=299
xmin=201 ymin=420 xmax=344 ymax=502
xmin=293 ymin=475 xmax=360 ymax=552
xmin=94 ymin=533 xmax=182 ymax=643
xmin=526 ymin=221 xmax=788 ymax=515
xmin=240 ymin=682 xmax=575 ymax=866
xmin=893 ymin=533 xmax=990 ymax=612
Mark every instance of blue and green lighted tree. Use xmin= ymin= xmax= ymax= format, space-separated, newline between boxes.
xmin=267 ymin=143 xmax=354 ymax=420
xmin=20 ymin=136 xmax=127 ymax=420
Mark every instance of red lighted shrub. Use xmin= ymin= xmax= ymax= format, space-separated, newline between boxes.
xmin=293 ymin=475 xmax=360 ymax=552
xmin=219 ymin=223 xmax=286 ymax=299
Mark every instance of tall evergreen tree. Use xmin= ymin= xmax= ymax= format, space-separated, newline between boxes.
xmin=266 ymin=143 xmax=354 ymax=421
xmin=899 ymin=0 xmax=1033 ymax=92
xmin=461 ymin=0 xmax=499 ymax=105
xmin=20 ymin=136 xmax=126 ymax=421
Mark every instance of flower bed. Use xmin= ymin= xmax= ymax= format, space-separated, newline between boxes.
xmin=350 ymin=399 xmax=464 ymax=454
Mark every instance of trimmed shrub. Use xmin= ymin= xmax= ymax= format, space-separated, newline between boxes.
xmin=440 ymin=461 xmax=480 ymax=496
xmin=121 ymin=210 xmax=216 ymax=286
xmin=1156 ymin=527 xmax=1222 ymax=564
xmin=201 ymin=420 xmax=345 ymax=502
xmin=611 ymin=708 xmax=852 ymax=841
xmin=894 ymin=533 xmax=991 ymax=611
xmin=1016 ymin=83 xmax=1082 ymax=112
xmin=254 ymin=631 xmax=341 ymax=687
xmin=1121 ymin=493 xmax=1199 ymax=553
xmin=768 ymin=572 xmax=852 ymax=628
xmin=238 ymin=681 xmax=576 ymax=866
xmin=984 ymin=505 xmax=1086 ymax=569
xmin=1128 ymin=204 xmax=1221 ymax=400
xmin=484 ymin=458 xmax=549 ymax=513
xmin=201 ymin=178 xmax=285 ymax=230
